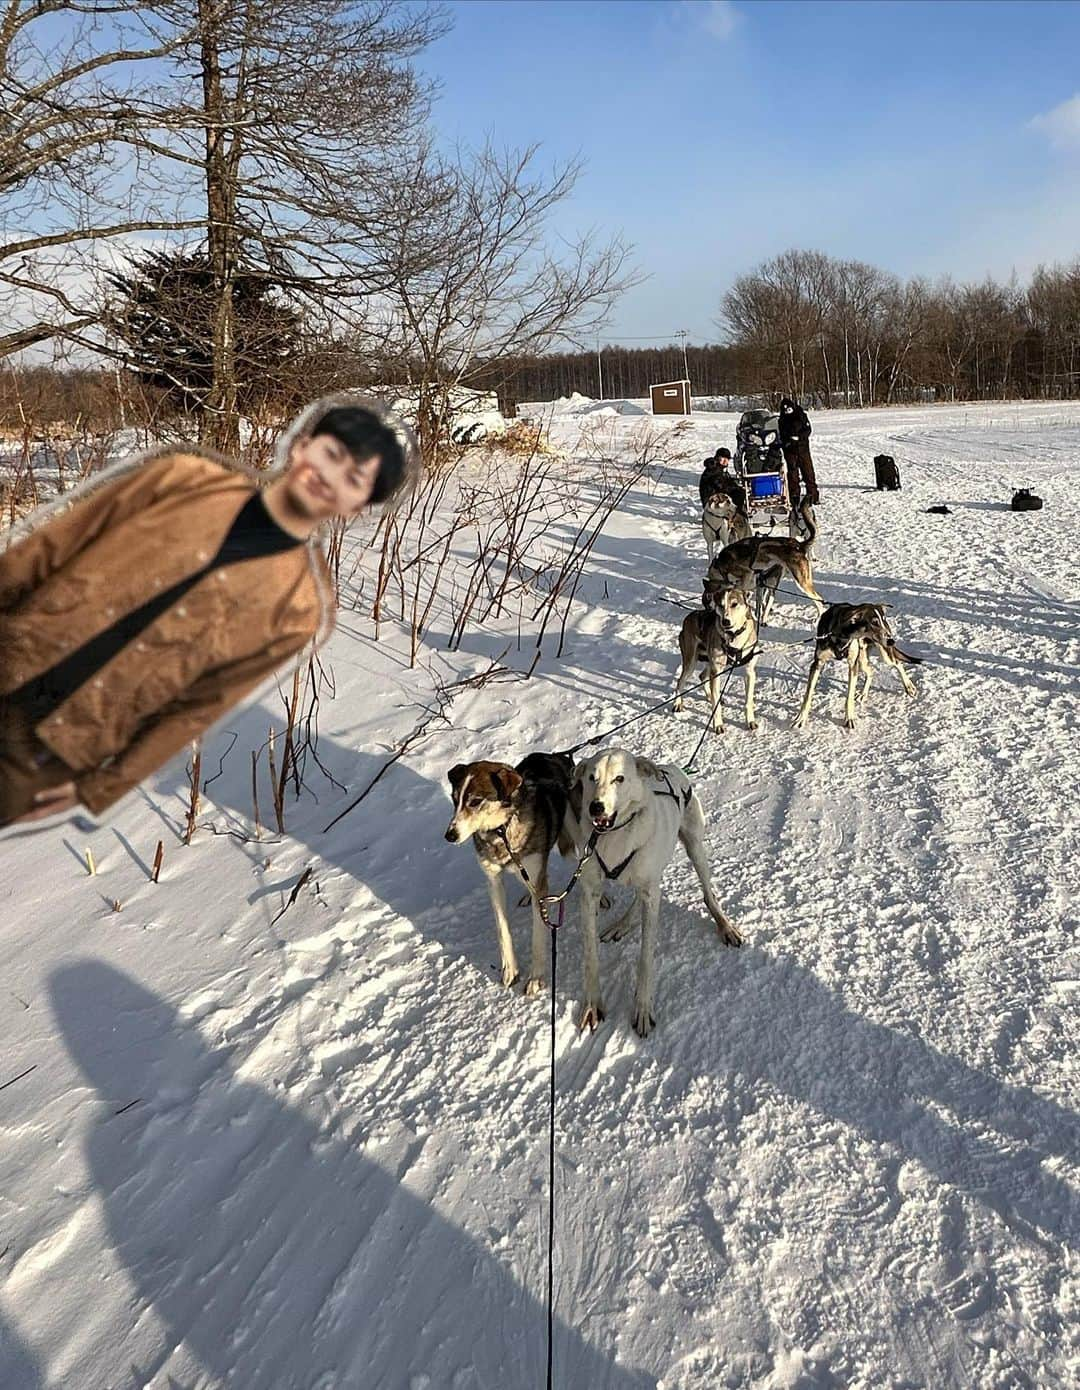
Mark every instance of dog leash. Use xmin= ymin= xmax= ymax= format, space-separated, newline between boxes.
xmin=545 ymin=923 xmax=557 ymax=1390
xmin=560 ymin=673 xmax=715 ymax=758
xmin=492 ymin=824 xmax=601 ymax=1390
xmin=681 ymin=651 xmax=759 ymax=774
xmin=494 ymin=825 xmax=600 ymax=926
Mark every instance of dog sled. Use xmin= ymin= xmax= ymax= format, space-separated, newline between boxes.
xmin=733 ymin=409 xmax=789 ymax=530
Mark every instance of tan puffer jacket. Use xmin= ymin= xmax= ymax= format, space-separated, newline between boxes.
xmin=0 ymin=449 xmax=334 ymax=815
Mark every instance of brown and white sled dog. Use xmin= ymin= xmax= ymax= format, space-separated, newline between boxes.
xmin=702 ymin=491 xmax=751 ymax=562
xmin=570 ymin=749 xmax=742 ymax=1037
xmin=673 ymin=586 xmax=760 ymax=733
xmin=706 ymin=497 xmax=824 ymax=615
xmin=793 ymin=603 xmax=921 ymax=731
xmin=445 ymin=752 xmax=576 ymax=994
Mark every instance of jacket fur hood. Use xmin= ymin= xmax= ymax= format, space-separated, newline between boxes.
xmin=272 ymin=390 xmax=422 ymax=511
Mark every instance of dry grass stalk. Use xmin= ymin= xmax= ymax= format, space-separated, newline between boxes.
xmin=251 ymin=750 xmax=262 ymax=840
xmin=183 ymin=741 xmax=203 ymax=845
xmin=267 ymin=727 xmax=285 ymax=833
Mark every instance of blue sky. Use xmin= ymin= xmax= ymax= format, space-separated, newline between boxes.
xmin=420 ymin=0 xmax=1080 ymax=344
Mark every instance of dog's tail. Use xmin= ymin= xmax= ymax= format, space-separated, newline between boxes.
xmin=797 ymin=498 xmax=818 ymax=553
xmin=886 ymin=640 xmax=923 ymax=665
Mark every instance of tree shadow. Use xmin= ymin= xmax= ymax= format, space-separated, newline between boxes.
xmin=654 ymin=939 xmax=1080 ymax=1253
xmin=49 ymin=961 xmax=657 ymax=1390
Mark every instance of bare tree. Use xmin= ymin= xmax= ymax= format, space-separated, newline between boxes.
xmin=3 ymin=1 xmax=445 ymax=445
xmin=361 ymin=140 xmax=639 ymax=465
xmin=0 ymin=0 xmax=203 ymax=357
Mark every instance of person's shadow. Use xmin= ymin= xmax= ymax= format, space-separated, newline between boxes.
xmin=0 ymin=1311 xmax=42 ymax=1389
xmin=49 ymin=961 xmax=656 ymax=1390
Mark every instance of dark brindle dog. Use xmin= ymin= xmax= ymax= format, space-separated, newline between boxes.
xmin=793 ymin=602 xmax=921 ymax=731
xmin=445 ymin=752 xmax=577 ymax=995
xmin=705 ymin=498 xmax=825 ymax=616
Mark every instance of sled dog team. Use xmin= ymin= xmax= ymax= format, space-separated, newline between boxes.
xmin=446 ymin=434 xmax=922 ymax=1038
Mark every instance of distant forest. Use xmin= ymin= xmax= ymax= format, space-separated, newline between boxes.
xmin=473 ymin=251 xmax=1080 ymax=413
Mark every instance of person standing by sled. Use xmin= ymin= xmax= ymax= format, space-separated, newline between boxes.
xmin=0 ymin=395 xmax=419 ymax=830
xmin=778 ymin=397 xmax=819 ymax=506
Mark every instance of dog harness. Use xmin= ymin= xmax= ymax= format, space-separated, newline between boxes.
xmin=593 ymin=775 xmax=692 ymax=881
xmin=700 ymin=609 xmax=756 ymax=668
xmin=494 ymin=774 xmax=693 ymax=888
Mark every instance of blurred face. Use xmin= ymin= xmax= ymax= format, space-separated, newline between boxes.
xmin=285 ymin=432 xmax=381 ymax=520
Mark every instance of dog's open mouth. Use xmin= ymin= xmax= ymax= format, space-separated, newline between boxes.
xmin=591 ymin=812 xmax=617 ymax=832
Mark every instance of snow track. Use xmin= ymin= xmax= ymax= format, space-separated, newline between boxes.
xmin=1 ymin=403 xmax=1077 ymax=1388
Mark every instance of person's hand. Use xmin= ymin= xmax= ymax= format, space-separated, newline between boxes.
xmin=15 ymin=781 xmax=81 ymax=823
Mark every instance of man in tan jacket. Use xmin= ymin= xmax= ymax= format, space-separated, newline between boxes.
xmin=0 ymin=396 xmax=417 ymax=829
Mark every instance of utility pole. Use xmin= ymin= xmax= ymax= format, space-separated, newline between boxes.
xmin=596 ymin=337 xmax=604 ymax=400
xmin=675 ymin=329 xmax=690 ymax=382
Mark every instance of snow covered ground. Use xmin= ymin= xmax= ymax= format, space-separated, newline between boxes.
xmin=1 ymin=402 xmax=1077 ymax=1389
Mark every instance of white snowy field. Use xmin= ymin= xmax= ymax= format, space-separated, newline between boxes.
xmin=1 ymin=401 xmax=1078 ymax=1389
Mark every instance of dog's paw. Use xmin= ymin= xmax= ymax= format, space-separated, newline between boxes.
xmin=632 ymin=1002 xmax=656 ymax=1038
xmin=792 ymin=715 xmax=808 ymax=731
xmin=578 ymin=1000 xmax=605 ymax=1033
xmin=716 ymin=917 xmax=743 ymax=947
xmin=844 ymin=717 xmax=856 ymax=731
xmin=907 ymin=686 xmax=919 ymax=701
xmin=672 ymin=700 xmax=684 ymax=716
xmin=747 ymin=720 xmax=759 ymax=733
xmin=500 ymin=965 xmax=521 ymax=990
xmin=523 ymin=975 xmax=546 ymax=998
xmin=600 ymin=909 xmax=637 ymax=943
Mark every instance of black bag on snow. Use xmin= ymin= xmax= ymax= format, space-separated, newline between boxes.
xmin=874 ymin=455 xmax=901 ymax=490
xmin=1011 ymin=488 xmax=1043 ymax=512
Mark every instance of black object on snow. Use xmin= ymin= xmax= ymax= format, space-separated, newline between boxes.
xmin=874 ymin=455 xmax=901 ymax=490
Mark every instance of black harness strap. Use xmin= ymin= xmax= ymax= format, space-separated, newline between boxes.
xmin=653 ymin=769 xmax=692 ymax=809
xmin=719 ymin=619 xmax=750 ymax=665
xmin=594 ymin=843 xmax=638 ymax=882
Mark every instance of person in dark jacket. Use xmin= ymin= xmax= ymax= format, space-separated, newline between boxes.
xmin=699 ymin=448 xmax=746 ymax=512
xmin=778 ymin=397 xmax=819 ymax=506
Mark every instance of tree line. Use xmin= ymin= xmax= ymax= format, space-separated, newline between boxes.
xmin=477 ymin=251 xmax=1080 ymax=411
xmin=4 ymin=5 xmax=1077 ymax=440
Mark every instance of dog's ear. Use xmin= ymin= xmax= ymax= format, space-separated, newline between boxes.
xmin=447 ymin=763 xmax=469 ymax=792
xmin=491 ymin=768 xmax=523 ymax=805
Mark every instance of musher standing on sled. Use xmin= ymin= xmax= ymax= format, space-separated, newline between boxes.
xmin=778 ymin=397 xmax=820 ymax=506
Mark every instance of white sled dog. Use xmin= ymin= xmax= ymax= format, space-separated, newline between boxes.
xmin=702 ymin=490 xmax=751 ymax=562
xmin=793 ymin=603 xmax=921 ymax=731
xmin=571 ymin=748 xmax=741 ymax=1037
